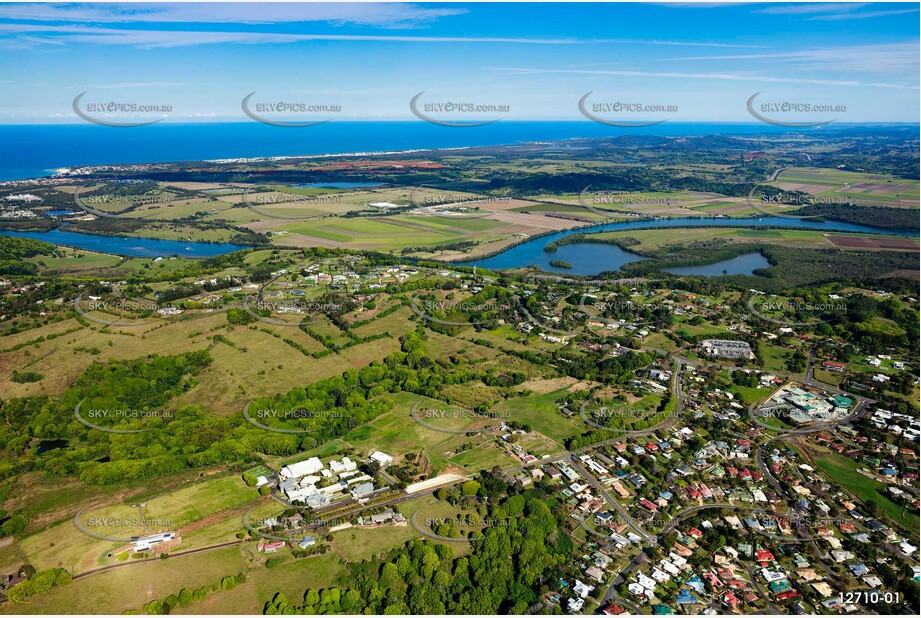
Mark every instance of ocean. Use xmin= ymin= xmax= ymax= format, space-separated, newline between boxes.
xmin=0 ymin=121 xmax=825 ymax=182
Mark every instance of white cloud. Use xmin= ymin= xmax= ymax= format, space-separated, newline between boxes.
xmin=757 ymin=3 xmax=866 ymax=15
xmin=489 ymin=66 xmax=916 ymax=90
xmin=665 ymin=42 xmax=920 ymax=74
xmin=0 ymin=23 xmax=768 ymax=49
xmin=0 ymin=24 xmax=588 ymax=47
xmin=0 ymin=3 xmax=466 ymax=29
xmin=808 ymin=8 xmax=919 ymax=21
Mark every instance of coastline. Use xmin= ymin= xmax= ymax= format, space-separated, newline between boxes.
xmin=6 ymin=120 xmax=919 ymax=183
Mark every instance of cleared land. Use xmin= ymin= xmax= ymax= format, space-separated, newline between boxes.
xmin=770 ymin=167 xmax=919 ymax=208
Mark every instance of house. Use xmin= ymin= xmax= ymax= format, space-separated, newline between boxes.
xmin=596 ymin=511 xmax=614 ymax=525
xmin=258 ymin=540 xmax=286 ymax=553
xmin=586 ymin=566 xmax=606 ymax=583
xmin=628 ymin=582 xmax=647 ymax=598
xmin=722 ymin=591 xmax=740 ymax=609
xmin=573 ymin=580 xmax=594 ymax=598
xmin=755 ymin=549 xmax=775 ymax=563
xmin=298 ymin=536 xmax=317 ymax=549
xmin=812 ymin=582 xmax=834 ymax=597
xmin=567 ymin=598 xmax=585 ymax=613
xmin=848 ymin=563 xmax=869 ymax=577
xmin=351 ymin=482 xmax=375 ymax=498
xmin=593 ymin=551 xmax=613 ymax=569
xmin=673 ymin=542 xmax=693 ymax=557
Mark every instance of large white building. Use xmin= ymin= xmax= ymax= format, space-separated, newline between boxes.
xmin=133 ymin=532 xmax=175 ymax=553
xmin=369 ymin=451 xmax=393 ymax=467
xmin=329 ymin=457 xmax=358 ymax=474
xmin=280 ymin=457 xmax=324 ymax=480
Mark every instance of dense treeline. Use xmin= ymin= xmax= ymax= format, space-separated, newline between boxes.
xmin=63 ymin=218 xmax=269 ymax=247
xmin=0 ymin=236 xmax=57 ymax=276
xmin=265 ymin=473 xmax=573 ymax=615
xmin=593 ymin=239 xmax=921 ymax=294
xmin=251 ymin=330 xmax=527 ymax=435
xmin=140 ymin=573 xmax=247 ymax=615
xmin=792 ymin=203 xmax=919 ymax=231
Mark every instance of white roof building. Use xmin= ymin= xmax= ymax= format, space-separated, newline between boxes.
xmin=330 ymin=457 xmax=358 ymax=474
xmin=280 ymin=457 xmax=324 ymax=480
xmin=132 ymin=532 xmax=175 ymax=552
xmin=573 ymin=580 xmax=594 ymax=598
xmin=369 ymin=451 xmax=394 ymax=466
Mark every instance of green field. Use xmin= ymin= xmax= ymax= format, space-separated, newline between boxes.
xmin=0 ymin=545 xmax=249 ymax=615
xmin=809 ymin=447 xmax=919 ymax=536
xmin=771 ymin=167 xmax=920 ymax=208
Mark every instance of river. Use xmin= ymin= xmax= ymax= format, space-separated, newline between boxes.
xmin=463 ymin=216 xmax=915 ymax=276
xmin=0 ymin=229 xmax=250 ymax=258
xmin=1 ymin=215 xmax=913 ymax=272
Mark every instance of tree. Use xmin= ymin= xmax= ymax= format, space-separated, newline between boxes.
xmin=379 ymin=563 xmax=400 ymax=590
xmin=461 ymin=480 xmax=481 ymax=497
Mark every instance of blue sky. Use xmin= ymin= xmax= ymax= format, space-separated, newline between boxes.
xmin=0 ymin=2 xmax=918 ymax=123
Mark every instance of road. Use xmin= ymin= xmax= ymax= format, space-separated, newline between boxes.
xmin=569 ymin=457 xmax=655 ymax=545
xmin=746 ymin=565 xmax=782 ymax=614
